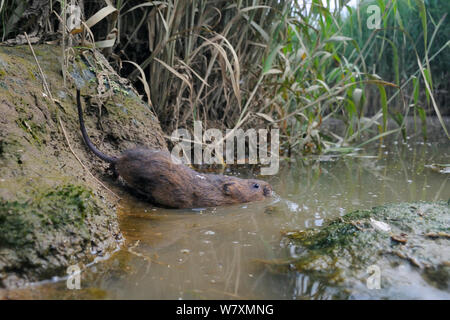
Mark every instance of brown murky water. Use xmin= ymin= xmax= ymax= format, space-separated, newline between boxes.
xmin=7 ymin=131 xmax=450 ymax=299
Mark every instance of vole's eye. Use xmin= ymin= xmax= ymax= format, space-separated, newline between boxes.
xmin=252 ymin=183 xmax=260 ymax=189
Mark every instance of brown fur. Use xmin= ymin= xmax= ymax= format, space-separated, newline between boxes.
xmin=115 ymin=149 xmax=272 ymax=208
xmin=76 ymin=89 xmax=272 ymax=209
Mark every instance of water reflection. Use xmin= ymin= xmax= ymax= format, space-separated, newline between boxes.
xmin=9 ymin=134 xmax=449 ymax=299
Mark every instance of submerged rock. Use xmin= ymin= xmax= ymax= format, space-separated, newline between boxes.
xmin=274 ymin=202 xmax=450 ymax=299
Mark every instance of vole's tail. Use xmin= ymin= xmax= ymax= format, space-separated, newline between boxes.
xmin=76 ymin=89 xmax=117 ymax=164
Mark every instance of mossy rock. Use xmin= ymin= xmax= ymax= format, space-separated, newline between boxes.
xmin=276 ymin=202 xmax=450 ymax=299
xmin=0 ymin=45 xmax=167 ymax=288
xmin=0 ymin=184 xmax=119 ymax=287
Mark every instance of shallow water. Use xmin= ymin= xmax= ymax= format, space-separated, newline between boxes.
xmin=9 ymin=133 xmax=450 ymax=299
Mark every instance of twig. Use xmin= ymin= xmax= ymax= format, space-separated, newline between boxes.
xmin=25 ymin=32 xmax=53 ymax=100
xmin=127 ymin=240 xmax=168 ymax=266
xmin=26 ymin=31 xmax=119 ymax=200
xmin=58 ymin=116 xmax=120 ymax=199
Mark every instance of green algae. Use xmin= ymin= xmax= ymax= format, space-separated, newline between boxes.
xmin=274 ymin=201 xmax=450 ymax=298
xmin=1 ymin=185 xmax=93 ymax=245
xmin=0 ymin=184 xmax=111 ymax=284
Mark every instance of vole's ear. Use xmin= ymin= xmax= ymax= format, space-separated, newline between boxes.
xmin=223 ymin=182 xmax=235 ymax=196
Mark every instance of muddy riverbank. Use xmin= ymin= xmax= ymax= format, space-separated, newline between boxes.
xmin=0 ymin=44 xmax=166 ymax=288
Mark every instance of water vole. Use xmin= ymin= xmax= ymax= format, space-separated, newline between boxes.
xmin=76 ymin=90 xmax=272 ymax=208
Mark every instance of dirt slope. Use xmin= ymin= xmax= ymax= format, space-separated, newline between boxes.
xmin=0 ymin=44 xmax=167 ymax=288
